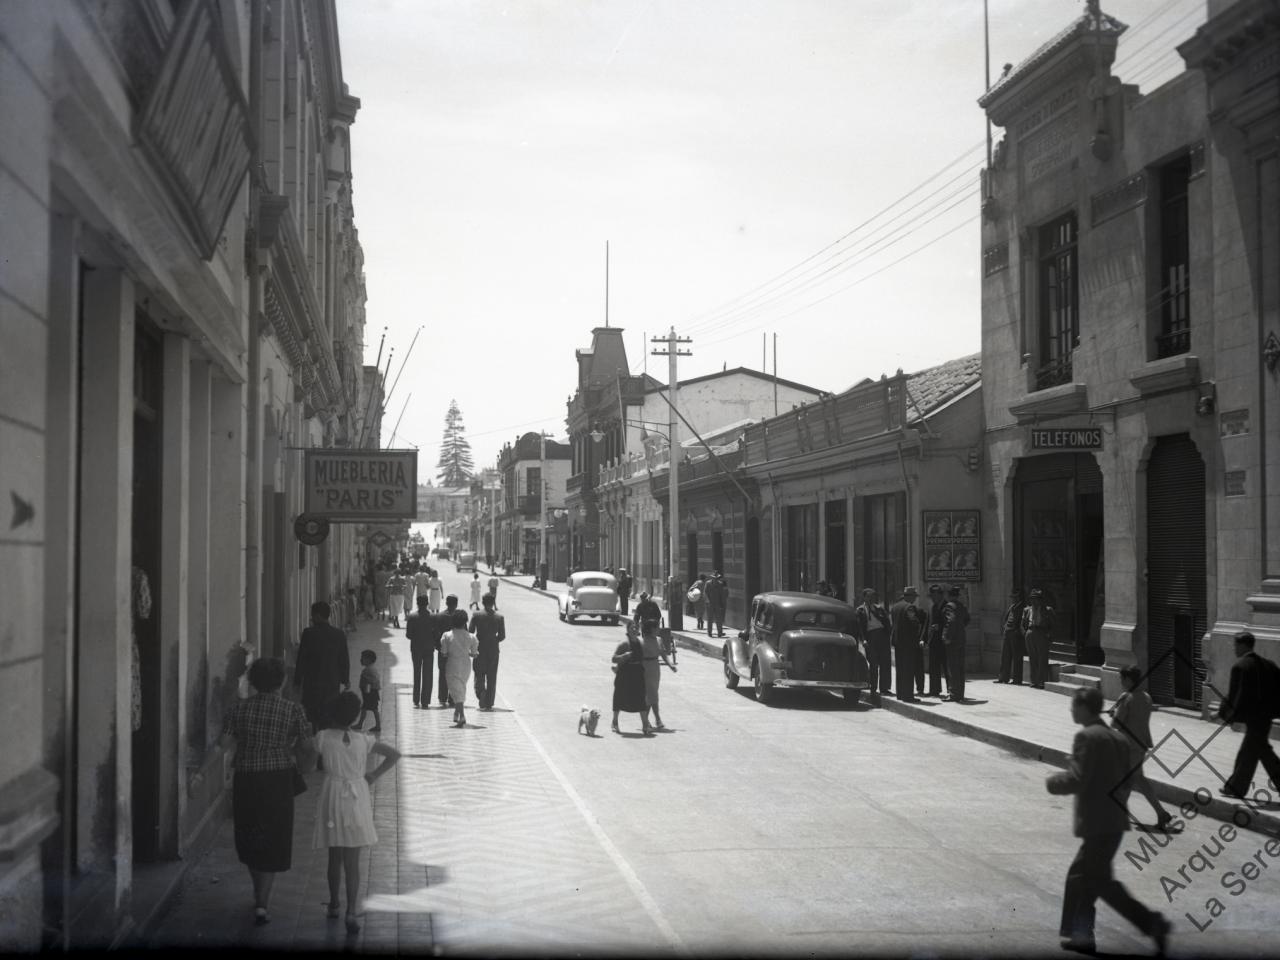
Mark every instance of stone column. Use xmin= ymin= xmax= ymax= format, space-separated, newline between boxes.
xmin=184 ymin=358 xmax=211 ymax=837
xmin=207 ymin=375 xmax=245 ymax=739
xmin=77 ymin=268 xmax=134 ymax=915
xmin=158 ymin=334 xmax=190 ymax=857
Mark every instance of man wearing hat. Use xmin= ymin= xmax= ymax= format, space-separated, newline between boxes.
xmin=943 ymin=585 xmax=971 ymax=701
xmin=925 ymin=584 xmax=950 ymax=696
xmin=996 ymin=588 xmax=1027 ymax=684
xmin=890 ymin=586 xmax=928 ymax=701
xmin=855 ymin=587 xmax=893 ymax=703
xmin=704 ymin=571 xmax=728 ymax=639
xmin=616 ymin=567 xmax=633 ymax=616
xmin=1022 ymin=588 xmax=1055 ymax=689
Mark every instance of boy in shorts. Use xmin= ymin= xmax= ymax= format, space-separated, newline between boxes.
xmin=357 ymin=649 xmax=382 ymax=733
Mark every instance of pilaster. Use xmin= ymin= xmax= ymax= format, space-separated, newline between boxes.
xmin=77 ymin=268 xmax=134 ymax=918
xmin=158 ymin=334 xmax=190 ymax=857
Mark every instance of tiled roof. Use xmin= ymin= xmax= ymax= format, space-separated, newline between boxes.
xmin=904 ymin=352 xmax=981 ymax=418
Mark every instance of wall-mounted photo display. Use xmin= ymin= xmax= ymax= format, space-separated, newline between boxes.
xmin=922 ymin=509 xmax=981 ymax=582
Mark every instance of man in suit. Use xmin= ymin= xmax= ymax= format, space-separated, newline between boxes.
xmin=1022 ymin=588 xmax=1056 ymax=689
xmin=996 ymin=588 xmax=1027 ymax=684
xmin=470 ymin=593 xmax=507 ymax=711
xmin=1047 ymin=687 xmax=1171 ymax=955
xmin=1218 ymin=631 xmax=1280 ymax=799
xmin=942 ymin=585 xmax=970 ymax=702
xmin=704 ymin=571 xmax=728 ymax=639
xmin=855 ymin=587 xmax=893 ymax=703
xmin=293 ymin=600 xmax=350 ymax=730
xmin=925 ymin=584 xmax=949 ymax=697
xmin=889 ymin=586 xmax=927 ymax=702
xmin=433 ymin=594 xmax=460 ymax=707
xmin=405 ymin=594 xmax=434 ymax=708
xmin=616 ymin=568 xmax=634 ymax=617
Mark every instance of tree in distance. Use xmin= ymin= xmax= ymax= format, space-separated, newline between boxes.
xmin=437 ymin=399 xmax=474 ymax=486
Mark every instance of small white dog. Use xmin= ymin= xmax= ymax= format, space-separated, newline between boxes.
xmin=578 ymin=705 xmax=601 ymax=737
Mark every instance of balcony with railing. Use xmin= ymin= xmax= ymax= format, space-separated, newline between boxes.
xmin=1155 ymin=326 xmax=1190 ymax=359
xmin=1033 ymin=353 xmax=1075 ymax=390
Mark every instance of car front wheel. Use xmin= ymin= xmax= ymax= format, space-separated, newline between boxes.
xmin=843 ymin=688 xmax=861 ymax=704
xmin=724 ymin=657 xmax=740 ymax=689
xmin=752 ymin=666 xmax=774 ymax=703
xmin=567 ymin=614 xmax=576 ymax=624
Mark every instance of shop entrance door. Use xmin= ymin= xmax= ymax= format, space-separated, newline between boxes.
xmin=1014 ymin=453 xmax=1104 ymax=663
xmin=824 ymin=499 xmax=847 ymax=600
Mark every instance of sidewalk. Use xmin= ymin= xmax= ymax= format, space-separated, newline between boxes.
xmin=497 ymin=567 xmax=1280 ymax=838
xmin=143 ymin=616 xmax=429 ymax=951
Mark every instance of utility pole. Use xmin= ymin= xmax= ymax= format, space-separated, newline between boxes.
xmin=651 ymin=327 xmax=691 ymax=627
xmin=538 ymin=430 xmax=549 ymax=588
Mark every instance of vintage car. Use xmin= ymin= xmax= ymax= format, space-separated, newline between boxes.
xmin=558 ymin=571 xmax=620 ymax=625
xmin=723 ymin=592 xmax=870 ymax=703
xmin=456 ymin=550 xmax=477 ymax=572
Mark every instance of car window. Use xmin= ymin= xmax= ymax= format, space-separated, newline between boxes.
xmin=758 ymin=604 xmax=774 ymax=629
xmin=791 ymin=610 xmax=843 ymax=628
xmin=579 ymin=577 xmax=609 ymax=588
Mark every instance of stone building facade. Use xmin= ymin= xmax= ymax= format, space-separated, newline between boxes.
xmin=0 ymin=1 xmax=371 ymax=947
xmin=649 ymin=356 xmax=985 ymax=641
xmin=977 ymin=0 xmax=1279 ymax=709
xmin=494 ymin=431 xmax=571 ymax=574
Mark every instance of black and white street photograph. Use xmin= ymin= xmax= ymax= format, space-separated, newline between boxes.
xmin=2 ymin=0 xmax=1279 ymax=956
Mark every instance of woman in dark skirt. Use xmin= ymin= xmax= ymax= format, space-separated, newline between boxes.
xmin=612 ymin=626 xmax=652 ymax=735
xmin=220 ymin=657 xmax=313 ymax=925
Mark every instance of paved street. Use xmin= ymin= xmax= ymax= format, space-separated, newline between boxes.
xmin=150 ymin=563 xmax=1280 ymax=956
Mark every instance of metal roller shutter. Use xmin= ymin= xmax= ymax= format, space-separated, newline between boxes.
xmin=1146 ymin=434 xmax=1206 ymax=707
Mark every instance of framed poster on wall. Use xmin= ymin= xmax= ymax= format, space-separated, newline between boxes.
xmin=922 ymin=509 xmax=981 ymax=582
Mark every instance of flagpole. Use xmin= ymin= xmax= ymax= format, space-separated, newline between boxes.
xmin=984 ymin=0 xmax=993 ymax=200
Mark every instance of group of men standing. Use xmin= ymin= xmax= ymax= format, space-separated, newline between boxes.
xmin=404 ymin=590 xmax=507 ymax=711
xmin=851 ymin=583 xmax=971 ymax=704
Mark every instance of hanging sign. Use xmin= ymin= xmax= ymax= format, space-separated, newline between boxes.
xmin=304 ymin=450 xmax=418 ymax=521
xmin=294 ymin=515 xmax=330 ymax=545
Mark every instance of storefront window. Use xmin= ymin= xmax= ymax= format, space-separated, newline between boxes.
xmin=862 ymin=492 xmax=905 ymax=601
xmin=784 ymin=504 xmax=817 ymax=592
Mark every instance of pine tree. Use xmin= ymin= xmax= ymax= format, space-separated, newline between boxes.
xmin=436 ymin=399 xmax=474 ymax=486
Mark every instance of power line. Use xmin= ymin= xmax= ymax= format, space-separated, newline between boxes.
xmin=677 ymin=0 xmax=1203 ymax=347
xmin=681 ymin=139 xmax=986 ymax=334
xmin=701 ymin=212 xmax=979 ymax=348
xmin=688 ymin=169 xmax=983 ymax=340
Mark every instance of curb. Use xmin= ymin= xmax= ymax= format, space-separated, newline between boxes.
xmin=667 ymin=623 xmax=1280 ymax=840
xmin=500 ymin=572 xmax=1280 ymax=837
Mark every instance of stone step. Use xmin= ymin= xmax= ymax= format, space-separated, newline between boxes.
xmin=1069 ymin=664 xmax=1105 ymax=679
xmin=1044 ymin=673 xmax=1103 ymax=698
xmin=1049 ymin=642 xmax=1078 ymax=663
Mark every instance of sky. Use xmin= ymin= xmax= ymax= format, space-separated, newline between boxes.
xmin=335 ymin=0 xmax=1202 ymax=480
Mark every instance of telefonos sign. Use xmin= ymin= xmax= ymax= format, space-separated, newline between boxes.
xmin=304 ymin=450 xmax=418 ymax=521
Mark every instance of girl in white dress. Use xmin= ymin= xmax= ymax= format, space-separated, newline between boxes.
xmin=428 ymin=570 xmax=443 ymax=613
xmin=442 ymin=609 xmax=479 ymax=727
xmin=314 ymin=692 xmax=400 ymax=934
